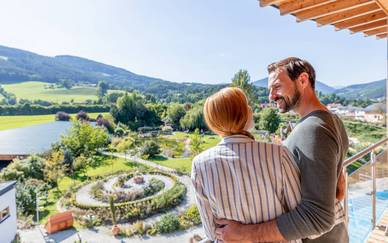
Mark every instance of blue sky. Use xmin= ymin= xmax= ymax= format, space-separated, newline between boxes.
xmin=0 ymin=0 xmax=385 ymax=86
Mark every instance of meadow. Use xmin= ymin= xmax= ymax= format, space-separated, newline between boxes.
xmin=2 ymin=81 xmax=99 ymax=103
xmin=0 ymin=112 xmax=108 ymax=131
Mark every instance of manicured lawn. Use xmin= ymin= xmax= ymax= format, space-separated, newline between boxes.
xmin=0 ymin=112 xmax=108 ymax=131
xmin=57 ymin=157 xmax=137 ymax=192
xmin=172 ymin=131 xmax=220 ymax=150
xmin=151 ymin=156 xmax=193 ymax=174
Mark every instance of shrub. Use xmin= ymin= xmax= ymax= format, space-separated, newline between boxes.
xmin=133 ymin=221 xmax=146 ymax=236
xmin=183 ymin=205 xmax=201 ymax=225
xmin=144 ymin=178 xmax=165 ymax=197
xmin=139 ymin=140 xmax=161 ymax=159
xmin=146 ymin=226 xmax=158 ymax=236
xmin=76 ymin=110 xmax=89 ymax=121
xmin=0 ymin=155 xmax=45 ymax=181
xmin=55 ymin=111 xmax=71 ymax=121
xmin=16 ymin=179 xmax=50 ymax=216
xmin=154 ymin=213 xmax=180 ymax=234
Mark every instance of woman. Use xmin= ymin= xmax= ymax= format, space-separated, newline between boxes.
xmin=191 ymin=87 xmax=302 ymax=243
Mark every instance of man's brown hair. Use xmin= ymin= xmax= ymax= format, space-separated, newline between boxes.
xmin=267 ymin=57 xmax=316 ymax=89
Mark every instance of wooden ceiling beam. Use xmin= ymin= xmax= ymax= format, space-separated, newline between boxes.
xmin=295 ymin=0 xmax=373 ymax=21
xmin=334 ymin=11 xmax=386 ymax=30
xmin=376 ymin=0 xmax=388 ymax=15
xmin=349 ymin=19 xmax=387 ymax=33
xmin=376 ymin=33 xmax=387 ymax=39
xmin=279 ymin=0 xmax=335 ymax=15
xmin=364 ymin=26 xmax=387 ymax=36
xmin=316 ymin=2 xmax=380 ymax=26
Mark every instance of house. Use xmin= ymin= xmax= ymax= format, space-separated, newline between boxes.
xmin=363 ymin=103 xmax=386 ymax=124
xmin=0 ymin=181 xmax=17 ymax=243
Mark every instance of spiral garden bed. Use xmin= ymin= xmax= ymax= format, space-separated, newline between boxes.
xmin=63 ymin=171 xmax=186 ymax=224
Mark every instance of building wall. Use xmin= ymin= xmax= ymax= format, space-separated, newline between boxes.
xmin=0 ymin=188 xmax=17 ymax=243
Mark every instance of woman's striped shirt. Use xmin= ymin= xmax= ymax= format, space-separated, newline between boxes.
xmin=191 ymin=135 xmax=302 ymax=243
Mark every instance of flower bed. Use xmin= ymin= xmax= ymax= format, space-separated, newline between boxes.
xmin=68 ymin=171 xmax=186 ymax=223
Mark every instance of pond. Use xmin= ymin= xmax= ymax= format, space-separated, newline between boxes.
xmin=0 ymin=121 xmax=73 ymax=155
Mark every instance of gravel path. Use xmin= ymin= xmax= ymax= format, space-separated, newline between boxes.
xmin=75 ymin=174 xmax=175 ymax=207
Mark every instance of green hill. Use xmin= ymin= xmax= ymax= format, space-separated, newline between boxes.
xmin=0 ymin=45 xmax=224 ymax=100
xmin=335 ymin=79 xmax=385 ymax=100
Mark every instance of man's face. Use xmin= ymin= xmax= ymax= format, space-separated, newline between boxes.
xmin=268 ymin=68 xmax=301 ymax=113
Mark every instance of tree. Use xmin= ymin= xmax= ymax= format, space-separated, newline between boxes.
xmin=166 ymin=103 xmax=186 ymax=130
xmin=44 ymin=150 xmax=65 ymax=186
xmin=97 ymin=80 xmax=109 ymax=98
xmin=61 ymin=121 xmax=110 ymax=157
xmin=62 ymin=79 xmax=73 ymax=89
xmin=104 ymin=92 xmax=124 ymax=104
xmin=230 ymin=70 xmax=257 ymax=106
xmin=190 ymin=129 xmax=203 ymax=156
xmin=110 ymin=92 xmax=162 ymax=130
xmin=259 ymin=108 xmax=281 ymax=134
xmin=180 ymin=105 xmax=207 ymax=131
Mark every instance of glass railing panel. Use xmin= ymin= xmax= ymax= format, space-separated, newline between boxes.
xmin=375 ymin=149 xmax=388 ymax=229
xmin=347 ymin=161 xmax=374 ymax=243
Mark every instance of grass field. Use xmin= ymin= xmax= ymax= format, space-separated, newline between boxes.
xmin=0 ymin=112 xmax=108 ymax=131
xmin=3 ymin=81 xmax=99 ymax=103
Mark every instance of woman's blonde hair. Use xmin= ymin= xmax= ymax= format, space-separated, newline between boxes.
xmin=204 ymin=87 xmax=254 ymax=139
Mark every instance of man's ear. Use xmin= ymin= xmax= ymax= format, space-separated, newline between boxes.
xmin=298 ymin=72 xmax=310 ymax=88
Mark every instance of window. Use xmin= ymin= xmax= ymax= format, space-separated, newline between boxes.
xmin=0 ymin=207 xmax=10 ymax=223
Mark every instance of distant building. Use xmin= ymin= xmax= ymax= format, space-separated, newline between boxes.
xmin=0 ymin=181 xmax=17 ymax=243
xmin=363 ymin=103 xmax=386 ymax=123
xmin=327 ymin=102 xmax=386 ymax=124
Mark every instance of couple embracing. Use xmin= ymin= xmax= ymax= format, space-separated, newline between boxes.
xmin=191 ymin=57 xmax=349 ymax=243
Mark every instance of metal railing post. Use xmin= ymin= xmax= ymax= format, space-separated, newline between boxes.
xmin=371 ymin=151 xmax=376 ymax=229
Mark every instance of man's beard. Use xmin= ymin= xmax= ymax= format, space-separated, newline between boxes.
xmin=276 ymin=87 xmax=301 ymax=113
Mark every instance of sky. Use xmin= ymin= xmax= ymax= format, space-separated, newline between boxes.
xmin=0 ymin=0 xmax=385 ymax=87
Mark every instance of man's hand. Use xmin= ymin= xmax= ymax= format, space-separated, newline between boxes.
xmin=336 ymin=171 xmax=346 ymax=201
xmin=215 ymin=218 xmax=286 ymax=243
xmin=215 ymin=219 xmax=252 ymax=243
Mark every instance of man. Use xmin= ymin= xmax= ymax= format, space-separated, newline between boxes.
xmin=215 ymin=57 xmax=349 ymax=243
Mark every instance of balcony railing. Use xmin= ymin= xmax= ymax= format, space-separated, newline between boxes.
xmin=343 ymin=137 xmax=388 ymax=241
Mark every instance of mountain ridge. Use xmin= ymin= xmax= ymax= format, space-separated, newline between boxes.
xmin=0 ymin=44 xmax=385 ymax=99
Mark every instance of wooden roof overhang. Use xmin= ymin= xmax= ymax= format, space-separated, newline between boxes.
xmin=259 ymin=0 xmax=388 ymax=39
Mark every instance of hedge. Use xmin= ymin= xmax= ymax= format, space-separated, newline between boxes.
xmin=0 ymin=104 xmax=110 ymax=116
xmin=69 ymin=171 xmax=186 ymax=223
